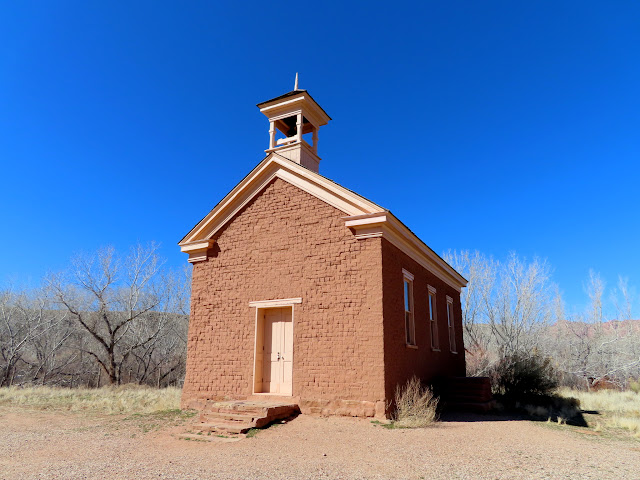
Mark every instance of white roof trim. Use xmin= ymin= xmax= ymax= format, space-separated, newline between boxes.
xmin=179 ymin=154 xmax=382 ymax=246
xmin=345 ymin=212 xmax=467 ymax=291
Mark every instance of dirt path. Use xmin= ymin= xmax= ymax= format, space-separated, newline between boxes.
xmin=0 ymin=407 xmax=638 ymax=480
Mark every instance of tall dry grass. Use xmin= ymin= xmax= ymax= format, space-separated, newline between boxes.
xmin=393 ymin=376 xmax=439 ymax=428
xmin=0 ymin=385 xmax=182 ymax=414
xmin=559 ymin=388 xmax=640 ymax=438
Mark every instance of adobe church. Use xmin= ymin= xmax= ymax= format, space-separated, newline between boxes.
xmin=179 ymin=81 xmax=467 ymax=418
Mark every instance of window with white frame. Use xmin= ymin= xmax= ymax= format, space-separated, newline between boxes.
xmin=402 ymin=269 xmax=416 ymax=346
xmin=428 ymin=285 xmax=439 ymax=350
xmin=446 ymin=296 xmax=457 ymax=353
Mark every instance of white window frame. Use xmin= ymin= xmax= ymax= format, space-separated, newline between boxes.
xmin=428 ymin=285 xmax=440 ymax=351
xmin=446 ymin=295 xmax=457 ymax=353
xmin=402 ymin=269 xmax=416 ymax=347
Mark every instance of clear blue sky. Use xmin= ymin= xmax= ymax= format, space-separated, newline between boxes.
xmin=1 ymin=2 xmax=639 ymax=315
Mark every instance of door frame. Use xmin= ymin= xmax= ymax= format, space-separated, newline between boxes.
xmin=250 ymin=297 xmax=301 ymax=396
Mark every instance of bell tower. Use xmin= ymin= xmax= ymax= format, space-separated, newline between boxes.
xmin=257 ymin=75 xmax=331 ymax=173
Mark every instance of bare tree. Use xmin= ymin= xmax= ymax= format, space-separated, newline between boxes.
xmin=47 ymin=243 xmax=186 ymax=385
xmin=25 ymin=311 xmax=76 ymax=386
xmin=445 ymin=250 xmax=556 ymax=374
xmin=611 ymin=275 xmax=633 ymax=321
xmin=586 ymin=269 xmax=605 ymax=324
xmin=444 ymin=250 xmax=495 ymax=374
xmin=540 ymin=269 xmax=640 ymax=389
xmin=487 ymin=252 xmax=554 ymax=355
xmin=0 ymin=288 xmax=63 ymax=386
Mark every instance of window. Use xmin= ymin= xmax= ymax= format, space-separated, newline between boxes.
xmin=402 ymin=269 xmax=415 ymax=346
xmin=447 ymin=296 xmax=457 ymax=353
xmin=428 ymin=285 xmax=439 ymax=350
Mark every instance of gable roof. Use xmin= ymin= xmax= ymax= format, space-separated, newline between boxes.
xmin=179 ymin=153 xmax=467 ymax=291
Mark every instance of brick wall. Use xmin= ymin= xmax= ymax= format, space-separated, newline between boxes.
xmin=182 ymin=178 xmax=386 ymax=416
xmin=381 ymin=238 xmax=466 ymax=403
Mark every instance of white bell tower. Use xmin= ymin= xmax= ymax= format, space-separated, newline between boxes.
xmin=257 ymin=75 xmax=331 ymax=173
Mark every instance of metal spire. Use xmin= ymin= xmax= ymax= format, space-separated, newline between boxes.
xmin=294 ymin=72 xmax=299 ymax=91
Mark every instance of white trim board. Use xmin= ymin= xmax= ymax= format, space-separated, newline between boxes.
xmin=249 ymin=298 xmax=303 ymax=308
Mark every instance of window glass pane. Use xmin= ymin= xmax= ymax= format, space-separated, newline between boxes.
xmin=405 ymin=312 xmax=412 ymax=343
xmin=447 ymin=303 xmax=452 ymax=326
xmin=428 ymin=294 xmax=433 ymax=320
xmin=404 ymin=281 xmax=410 ymax=311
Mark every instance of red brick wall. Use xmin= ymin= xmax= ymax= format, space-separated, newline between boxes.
xmin=182 ymin=178 xmax=386 ymax=415
xmin=381 ymin=238 xmax=466 ymax=403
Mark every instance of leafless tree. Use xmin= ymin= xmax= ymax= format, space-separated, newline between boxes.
xmin=535 ymin=269 xmax=640 ymax=389
xmin=611 ymin=275 xmax=634 ymax=321
xmin=445 ymin=250 xmax=556 ymax=374
xmin=586 ymin=269 xmax=605 ymax=324
xmin=47 ymin=243 xmax=189 ymax=385
xmin=0 ymin=288 xmax=63 ymax=386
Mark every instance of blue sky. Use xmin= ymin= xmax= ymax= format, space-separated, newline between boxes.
xmin=1 ymin=2 xmax=639 ymax=315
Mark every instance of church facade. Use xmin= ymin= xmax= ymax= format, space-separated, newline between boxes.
xmin=179 ymin=85 xmax=467 ymax=417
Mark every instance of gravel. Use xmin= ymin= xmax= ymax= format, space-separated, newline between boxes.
xmin=0 ymin=407 xmax=638 ymax=479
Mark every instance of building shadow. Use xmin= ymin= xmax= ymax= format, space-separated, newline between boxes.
xmin=439 ymin=395 xmax=591 ymax=428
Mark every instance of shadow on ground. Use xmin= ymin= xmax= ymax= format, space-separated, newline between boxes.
xmin=440 ymin=394 xmax=590 ymax=428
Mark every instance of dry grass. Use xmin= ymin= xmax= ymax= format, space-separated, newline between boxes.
xmin=392 ymin=376 xmax=438 ymax=428
xmin=0 ymin=385 xmax=182 ymax=414
xmin=559 ymin=388 xmax=640 ymax=438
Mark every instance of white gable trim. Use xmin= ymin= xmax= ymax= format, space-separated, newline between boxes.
xmin=179 ymin=154 xmax=382 ymax=250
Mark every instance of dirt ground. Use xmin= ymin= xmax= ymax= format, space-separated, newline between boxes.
xmin=0 ymin=407 xmax=638 ymax=480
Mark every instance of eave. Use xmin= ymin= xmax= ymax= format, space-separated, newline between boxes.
xmin=344 ymin=212 xmax=468 ymax=292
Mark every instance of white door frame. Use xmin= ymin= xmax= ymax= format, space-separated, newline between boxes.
xmin=250 ymin=298 xmax=301 ymax=396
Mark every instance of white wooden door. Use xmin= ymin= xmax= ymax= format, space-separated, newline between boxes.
xmin=262 ymin=308 xmax=293 ymax=395
xmin=280 ymin=309 xmax=293 ymax=395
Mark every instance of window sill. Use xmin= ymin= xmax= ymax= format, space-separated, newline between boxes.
xmin=450 ymin=351 xmax=458 ymax=354
xmin=406 ymin=344 xmax=418 ymax=350
xmin=431 ymin=348 xmax=441 ymax=352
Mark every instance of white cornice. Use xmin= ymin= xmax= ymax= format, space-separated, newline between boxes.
xmin=344 ymin=213 xmax=467 ymax=292
xmin=180 ymin=239 xmax=215 ymax=263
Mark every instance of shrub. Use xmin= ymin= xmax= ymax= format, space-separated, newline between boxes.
xmin=392 ymin=376 xmax=438 ymax=428
xmin=490 ymin=351 xmax=558 ymax=403
xmin=629 ymin=378 xmax=640 ymax=394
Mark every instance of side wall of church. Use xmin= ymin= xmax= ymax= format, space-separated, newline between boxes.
xmin=381 ymin=238 xmax=466 ymax=406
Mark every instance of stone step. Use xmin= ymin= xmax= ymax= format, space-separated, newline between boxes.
xmin=200 ymin=411 xmax=259 ymax=424
xmin=203 ymin=402 xmax=299 ymax=417
xmin=190 ymin=401 xmax=301 ymax=437
xmin=192 ymin=421 xmax=252 ymax=435
xmin=203 ymin=405 xmax=267 ymax=416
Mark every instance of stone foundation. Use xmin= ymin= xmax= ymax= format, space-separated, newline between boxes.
xmin=182 ymin=393 xmax=387 ymax=419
